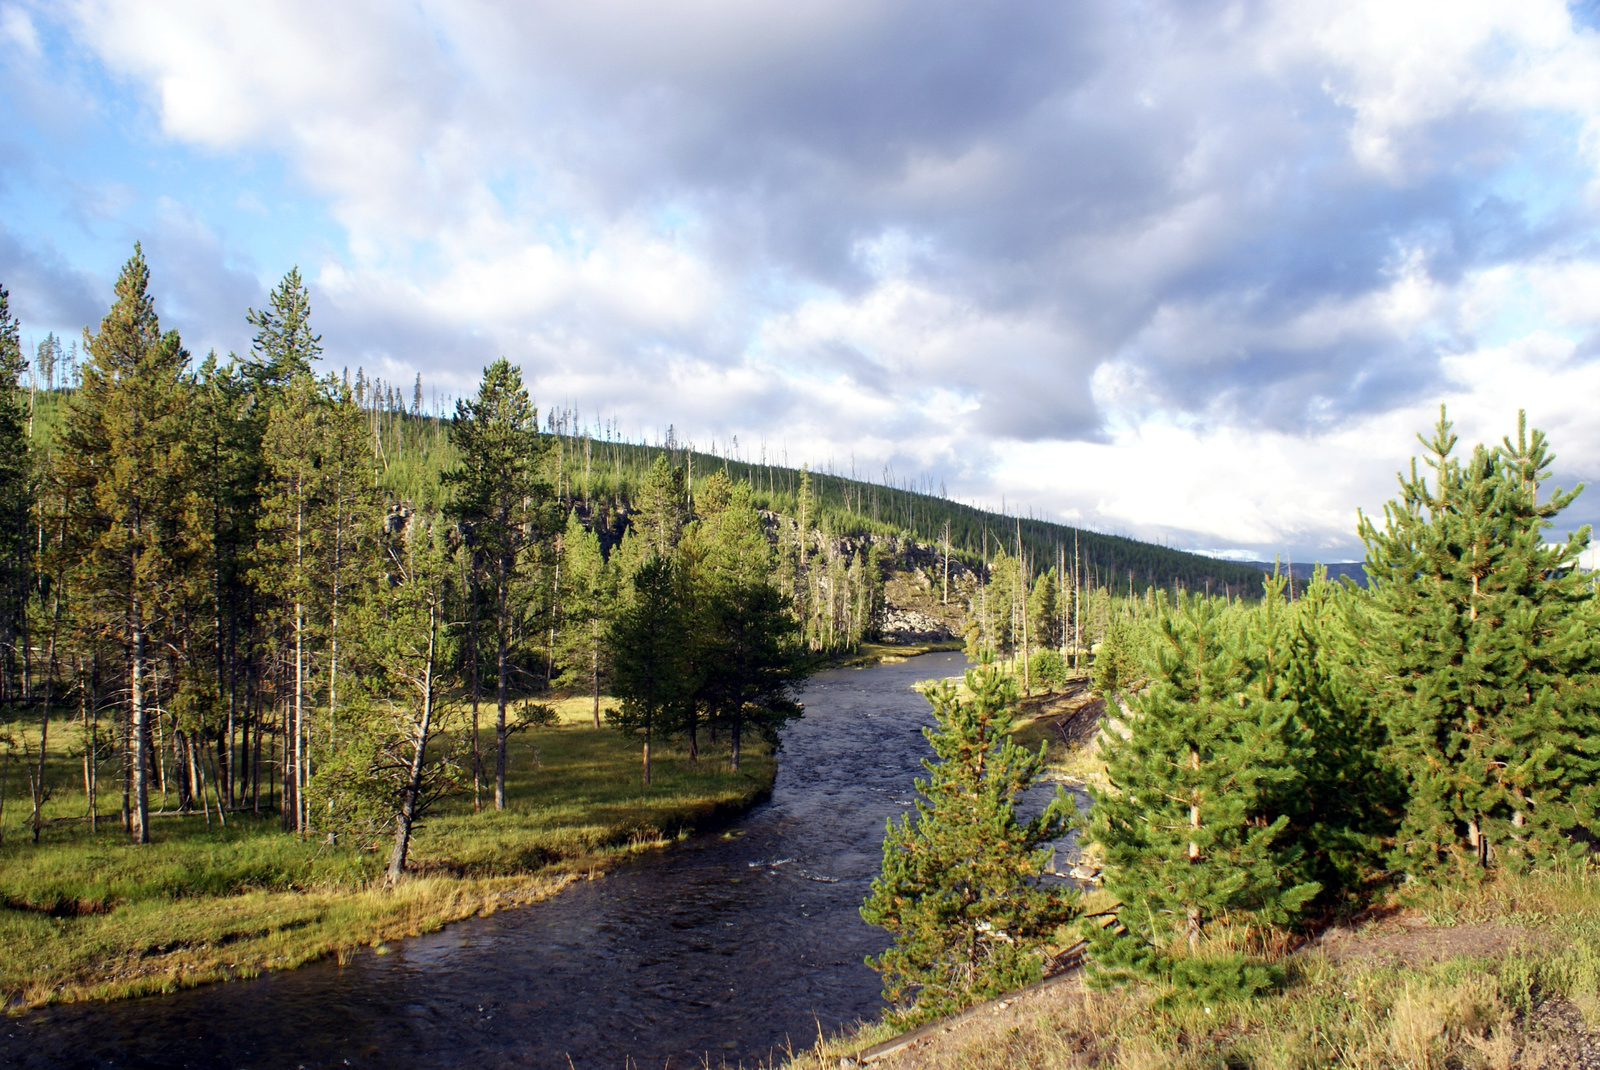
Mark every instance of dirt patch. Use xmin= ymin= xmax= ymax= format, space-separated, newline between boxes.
xmin=1012 ymin=684 xmax=1103 ymax=763
xmin=1314 ymin=910 xmax=1545 ymax=967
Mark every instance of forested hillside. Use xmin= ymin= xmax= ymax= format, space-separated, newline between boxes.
xmin=0 ymin=247 xmax=1261 ymax=872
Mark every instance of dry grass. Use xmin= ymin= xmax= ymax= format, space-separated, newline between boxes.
xmin=785 ymin=866 xmax=1600 ymax=1068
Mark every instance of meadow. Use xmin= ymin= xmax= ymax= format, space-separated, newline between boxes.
xmin=0 ymin=696 xmax=774 ymax=1010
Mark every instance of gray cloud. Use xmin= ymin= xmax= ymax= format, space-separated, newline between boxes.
xmin=7 ymin=0 xmax=1598 ymax=561
xmin=0 ymin=225 xmax=105 ymax=335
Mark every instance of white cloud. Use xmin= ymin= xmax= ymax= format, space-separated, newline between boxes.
xmin=11 ymin=0 xmax=1600 ymax=560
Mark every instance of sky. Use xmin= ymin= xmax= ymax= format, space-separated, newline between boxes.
xmin=4 ymin=0 xmax=1600 ymax=564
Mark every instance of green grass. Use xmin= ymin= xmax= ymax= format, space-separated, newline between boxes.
xmin=0 ymin=701 xmax=773 ymax=1010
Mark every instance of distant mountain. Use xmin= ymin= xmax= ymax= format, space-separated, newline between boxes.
xmin=1242 ymin=560 xmax=1368 ymax=587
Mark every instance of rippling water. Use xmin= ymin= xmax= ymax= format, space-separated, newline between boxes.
xmin=3 ymin=651 xmax=1081 ymax=1070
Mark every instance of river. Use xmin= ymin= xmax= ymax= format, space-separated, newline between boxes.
xmin=0 ymin=651 xmax=1082 ymax=1069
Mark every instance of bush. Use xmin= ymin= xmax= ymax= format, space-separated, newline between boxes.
xmin=1029 ymin=648 xmax=1070 ymax=689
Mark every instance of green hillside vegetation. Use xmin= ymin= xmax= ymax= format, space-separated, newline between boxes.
xmin=0 ymin=249 xmax=1269 ymax=1013
xmin=829 ymin=409 xmax=1600 ymax=1068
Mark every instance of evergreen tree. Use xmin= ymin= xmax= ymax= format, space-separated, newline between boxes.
xmin=608 ymin=555 xmax=690 ymax=787
xmin=681 ymin=474 xmax=811 ymax=766
xmin=255 ymin=374 xmax=326 ymax=831
xmin=244 ymin=267 xmax=322 ymax=388
xmin=1091 ymin=612 xmax=1142 ymax=701
xmin=862 ymin=659 xmax=1079 ymax=1027
xmin=1084 ymin=592 xmax=1318 ymax=993
xmin=191 ymin=352 xmax=263 ymax=810
xmin=361 ymin=510 xmax=461 ymax=884
xmin=1243 ymin=572 xmax=1397 ymax=894
xmin=0 ymin=285 xmax=30 ymax=703
xmin=59 ymin=246 xmax=198 ymax=843
xmin=630 ymin=456 xmax=687 ymax=561
xmin=445 ymin=358 xmax=551 ymax=811
xmin=697 ymin=580 xmax=807 ymax=771
xmin=554 ymin=510 xmax=617 ymax=728
xmin=1028 ymin=567 xmax=1062 ymax=652
xmin=1355 ymin=410 xmax=1600 ymax=876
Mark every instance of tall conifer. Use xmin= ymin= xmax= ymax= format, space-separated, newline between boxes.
xmin=1356 ymin=410 xmax=1600 ymax=875
xmin=445 ymin=358 xmax=550 ymax=810
xmin=0 ymin=285 xmax=30 ymax=702
xmin=60 ymin=246 xmax=197 ymax=843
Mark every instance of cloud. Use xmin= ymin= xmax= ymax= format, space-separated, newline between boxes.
xmin=1 ymin=0 xmax=1596 ymax=559
xmin=0 ymin=224 xmax=105 ymax=332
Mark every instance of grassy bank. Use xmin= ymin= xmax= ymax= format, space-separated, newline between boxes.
xmin=833 ymin=640 xmax=965 ymax=669
xmin=0 ymin=700 xmax=774 ymax=1011
xmin=789 ymin=690 xmax=1600 ymax=1068
xmin=798 ymin=867 xmax=1600 ymax=1068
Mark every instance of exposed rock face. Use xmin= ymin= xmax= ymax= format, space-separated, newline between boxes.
xmin=880 ymin=606 xmax=957 ymax=643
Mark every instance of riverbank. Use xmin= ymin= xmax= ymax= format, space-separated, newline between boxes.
xmin=796 ymin=866 xmax=1600 ymax=1068
xmin=831 ymin=640 xmax=965 ymax=669
xmin=789 ymin=684 xmax=1600 ymax=1069
xmin=0 ymin=708 xmax=774 ymax=1012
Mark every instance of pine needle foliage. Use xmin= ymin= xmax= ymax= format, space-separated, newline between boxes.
xmin=1355 ymin=408 xmax=1600 ymax=877
xmin=1085 ymin=592 xmax=1319 ymax=999
xmin=861 ymin=658 xmax=1079 ymax=1027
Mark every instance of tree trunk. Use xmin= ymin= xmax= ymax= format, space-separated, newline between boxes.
xmin=641 ymin=718 xmax=652 ymax=789
xmin=294 ymin=598 xmax=304 ymax=834
xmin=496 ymin=593 xmax=508 ymax=811
xmin=387 ymin=601 xmax=438 ymax=886
xmin=591 ymin=621 xmax=601 ymax=729
xmin=130 ymin=613 xmax=150 ymax=844
xmin=80 ymin=656 xmax=96 ymax=833
xmin=29 ymin=635 xmax=53 ymax=843
xmin=470 ymin=576 xmax=482 ymax=813
xmin=730 ymin=719 xmax=741 ymax=773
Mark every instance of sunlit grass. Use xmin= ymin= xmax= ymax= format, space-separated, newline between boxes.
xmin=791 ymin=866 xmax=1600 ymax=1069
xmin=0 ymin=701 xmax=773 ymax=1010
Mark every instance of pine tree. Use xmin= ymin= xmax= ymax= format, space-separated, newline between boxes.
xmin=0 ymin=285 xmax=30 ymax=704
xmin=245 ymin=268 xmax=322 ymax=388
xmin=861 ymin=658 xmax=1079 ymax=1026
xmin=554 ymin=511 xmax=617 ymax=728
xmin=360 ymin=510 xmax=461 ymax=883
xmin=607 ymin=555 xmax=690 ymax=787
xmin=1243 ymin=572 xmax=1397 ymax=893
xmin=1028 ymin=567 xmax=1062 ymax=651
xmin=445 ymin=358 xmax=551 ymax=811
xmin=59 ymin=246 xmax=198 ymax=843
xmin=1355 ymin=409 xmax=1600 ymax=876
xmin=191 ymin=353 xmax=262 ymax=810
xmin=1091 ymin=612 xmax=1142 ymax=701
xmin=631 ymin=456 xmax=687 ymax=561
xmin=680 ymin=474 xmax=811 ymax=767
xmin=1084 ymin=592 xmax=1318 ymax=994
xmin=255 ymin=373 xmax=326 ymax=832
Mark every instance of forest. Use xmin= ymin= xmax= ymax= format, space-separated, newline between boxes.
xmin=0 ymin=244 xmax=1266 ymax=873
xmin=843 ymin=407 xmax=1600 ymax=1068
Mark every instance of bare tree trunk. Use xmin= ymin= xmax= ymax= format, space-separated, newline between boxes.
xmin=590 ymin=621 xmax=601 ymax=729
xmin=469 ymin=575 xmax=481 ymax=813
xmin=294 ymin=598 xmax=304 ymax=834
xmin=80 ymin=656 xmax=96 ymax=833
xmin=495 ymin=570 xmax=509 ymax=812
xmin=386 ymin=600 xmax=438 ymax=886
xmin=730 ymin=719 xmax=741 ymax=773
xmin=130 ymin=611 xmax=150 ymax=844
xmin=641 ymin=718 xmax=652 ymax=789
xmin=29 ymin=630 xmax=55 ymax=843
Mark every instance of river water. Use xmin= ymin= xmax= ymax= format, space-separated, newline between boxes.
xmin=1 ymin=652 xmax=1080 ymax=1069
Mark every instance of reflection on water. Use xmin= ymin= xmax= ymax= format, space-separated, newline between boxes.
xmin=2 ymin=652 xmax=1090 ymax=1069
